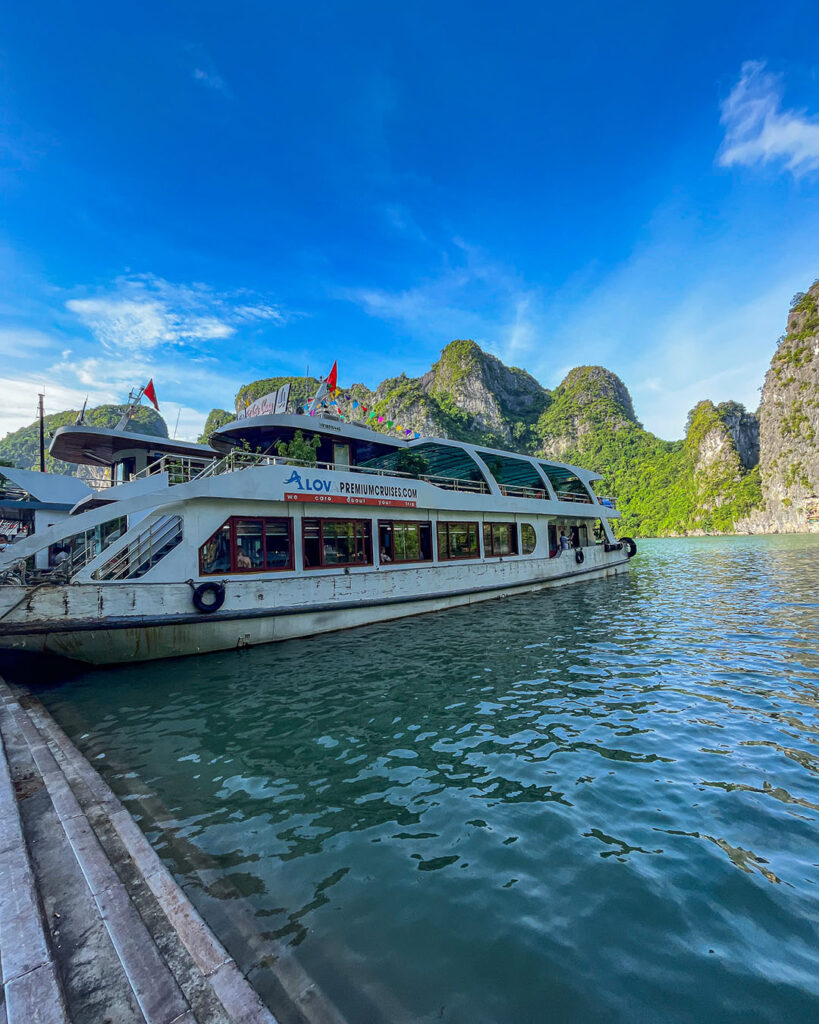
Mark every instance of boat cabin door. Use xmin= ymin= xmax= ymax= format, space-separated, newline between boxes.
xmin=333 ymin=443 xmax=351 ymax=469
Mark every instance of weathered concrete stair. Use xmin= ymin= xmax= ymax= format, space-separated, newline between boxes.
xmin=0 ymin=678 xmax=278 ymax=1024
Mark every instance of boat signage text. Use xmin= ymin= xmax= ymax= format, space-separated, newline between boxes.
xmin=236 ymin=382 xmax=291 ymax=419
xmin=283 ymin=470 xmax=418 ymax=507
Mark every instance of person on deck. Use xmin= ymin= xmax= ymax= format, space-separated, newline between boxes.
xmin=559 ymin=529 xmax=571 ymax=552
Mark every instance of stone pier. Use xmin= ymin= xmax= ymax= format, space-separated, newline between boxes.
xmin=0 ymin=677 xmax=278 ymax=1024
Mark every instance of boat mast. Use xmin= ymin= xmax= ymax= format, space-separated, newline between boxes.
xmin=38 ymin=392 xmax=46 ymax=473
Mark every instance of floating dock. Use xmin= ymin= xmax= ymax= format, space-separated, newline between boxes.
xmin=0 ymin=676 xmax=278 ymax=1024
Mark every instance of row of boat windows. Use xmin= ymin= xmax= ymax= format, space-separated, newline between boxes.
xmin=361 ymin=444 xmax=594 ymax=502
xmin=198 ymin=516 xmax=539 ymax=575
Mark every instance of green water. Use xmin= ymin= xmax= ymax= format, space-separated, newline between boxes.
xmin=33 ymin=536 xmax=819 ymax=1023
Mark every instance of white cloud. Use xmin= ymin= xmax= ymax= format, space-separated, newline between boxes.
xmin=65 ymin=275 xmax=286 ymax=355
xmin=0 ymin=376 xmax=118 ymax=440
xmin=719 ymin=61 xmax=819 ymax=176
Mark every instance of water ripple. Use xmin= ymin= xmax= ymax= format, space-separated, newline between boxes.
xmin=34 ymin=535 xmax=819 ymax=1023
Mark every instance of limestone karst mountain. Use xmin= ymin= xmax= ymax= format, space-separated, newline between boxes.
xmin=3 ymin=283 xmax=816 ymax=536
xmin=738 ymin=282 xmax=819 ymax=533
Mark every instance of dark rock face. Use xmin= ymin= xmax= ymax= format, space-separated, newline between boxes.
xmin=361 ymin=340 xmax=550 ymax=447
xmin=717 ymin=402 xmax=760 ymax=471
xmin=739 ymin=283 xmax=819 ymax=533
xmin=535 ymin=365 xmax=638 ymax=459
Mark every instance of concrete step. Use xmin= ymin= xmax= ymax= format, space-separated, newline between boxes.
xmin=0 ymin=679 xmax=278 ymax=1024
xmin=0 ymin=700 xmax=71 ymax=1024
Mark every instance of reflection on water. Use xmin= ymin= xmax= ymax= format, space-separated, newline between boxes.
xmin=34 ymin=536 xmax=819 ymax=1023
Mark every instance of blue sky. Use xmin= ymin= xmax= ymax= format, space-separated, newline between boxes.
xmin=2 ymin=1 xmax=819 ymax=441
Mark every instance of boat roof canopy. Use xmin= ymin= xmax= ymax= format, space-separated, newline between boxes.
xmin=210 ymin=412 xmax=405 ymax=461
xmin=0 ymin=467 xmax=92 ymax=506
xmin=49 ymin=426 xmax=216 ymax=467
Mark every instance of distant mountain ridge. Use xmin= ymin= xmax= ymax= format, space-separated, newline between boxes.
xmin=0 ymin=405 xmax=167 ymax=476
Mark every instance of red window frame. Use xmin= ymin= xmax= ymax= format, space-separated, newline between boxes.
xmin=302 ymin=517 xmax=373 ymax=569
xmin=199 ymin=516 xmax=294 ymax=575
xmin=436 ymin=521 xmax=480 ymax=561
xmin=378 ymin=520 xmax=433 ymax=564
xmin=483 ymin=522 xmax=519 ymax=557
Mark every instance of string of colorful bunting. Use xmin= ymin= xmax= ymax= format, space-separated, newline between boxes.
xmin=308 ymin=388 xmax=421 ymax=439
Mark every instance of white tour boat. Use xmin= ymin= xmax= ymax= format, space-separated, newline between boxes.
xmin=0 ymin=408 xmax=635 ymax=665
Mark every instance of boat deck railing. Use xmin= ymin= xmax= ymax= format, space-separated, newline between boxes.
xmin=132 ymin=450 xmax=611 ymax=504
xmin=131 ymin=455 xmax=217 ymax=486
xmin=497 ymin=483 xmax=548 ymax=500
xmin=134 ymin=450 xmax=492 ymax=495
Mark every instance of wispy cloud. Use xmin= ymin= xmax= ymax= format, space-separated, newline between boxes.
xmin=719 ymin=61 xmax=819 ymax=177
xmin=341 ymin=239 xmax=541 ymax=368
xmin=0 ymin=327 xmax=60 ymax=357
xmin=66 ymin=274 xmax=286 ymax=355
xmin=193 ymin=67 xmax=229 ymax=95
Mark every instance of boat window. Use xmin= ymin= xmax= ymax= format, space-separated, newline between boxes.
xmin=303 ymin=518 xmax=372 ymax=569
xmin=361 ymin=443 xmax=488 ymax=490
xmin=49 ymin=516 xmax=129 ymax=572
xmin=379 ymin=521 xmax=433 ymax=563
xmin=479 ymin=453 xmax=546 ymax=496
xmin=521 ymin=523 xmax=537 ymax=554
xmin=483 ymin=522 xmax=518 ymax=557
xmin=569 ymin=523 xmax=589 ymax=548
xmin=538 ymin=464 xmax=592 ymax=503
xmin=200 ymin=516 xmax=293 ymax=574
xmin=333 ymin=443 xmax=351 ymax=468
xmin=437 ymin=521 xmax=479 ymax=560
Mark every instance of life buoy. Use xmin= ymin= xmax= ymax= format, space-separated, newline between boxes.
xmin=192 ymin=581 xmax=226 ymax=613
xmin=621 ymin=536 xmax=637 ymax=559
xmin=575 ymin=548 xmax=585 ymax=564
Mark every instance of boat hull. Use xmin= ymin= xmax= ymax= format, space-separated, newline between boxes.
xmin=0 ymin=554 xmax=629 ymax=665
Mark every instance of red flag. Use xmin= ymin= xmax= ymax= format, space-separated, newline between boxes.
xmin=143 ymin=379 xmax=159 ymax=410
xmin=325 ymin=361 xmax=338 ymax=393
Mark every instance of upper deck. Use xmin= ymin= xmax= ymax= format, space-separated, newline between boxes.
xmin=49 ymin=425 xmax=217 ymax=483
xmin=206 ymin=411 xmax=613 ymax=508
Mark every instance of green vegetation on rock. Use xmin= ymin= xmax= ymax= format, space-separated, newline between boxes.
xmin=235 ymin=375 xmax=319 ymax=411
xmin=198 ymin=409 xmax=234 ymax=443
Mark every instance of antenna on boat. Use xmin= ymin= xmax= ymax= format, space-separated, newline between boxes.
xmin=75 ymin=395 xmax=88 ymax=426
xmin=173 ymin=407 xmax=181 ymax=438
xmin=115 ymin=384 xmax=146 ymax=431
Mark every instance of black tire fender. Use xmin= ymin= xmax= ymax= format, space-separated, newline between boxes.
xmin=575 ymin=548 xmax=585 ymax=564
xmin=621 ymin=536 xmax=637 ymax=559
xmin=193 ymin=581 xmax=226 ymax=613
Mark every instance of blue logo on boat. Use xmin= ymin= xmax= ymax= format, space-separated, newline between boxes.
xmin=283 ymin=469 xmax=332 ymax=493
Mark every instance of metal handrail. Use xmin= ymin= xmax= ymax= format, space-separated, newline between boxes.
xmin=91 ymin=515 xmax=183 ymax=581
xmin=498 ymin=483 xmax=548 ymax=500
xmin=132 ymin=454 xmax=215 ymax=484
